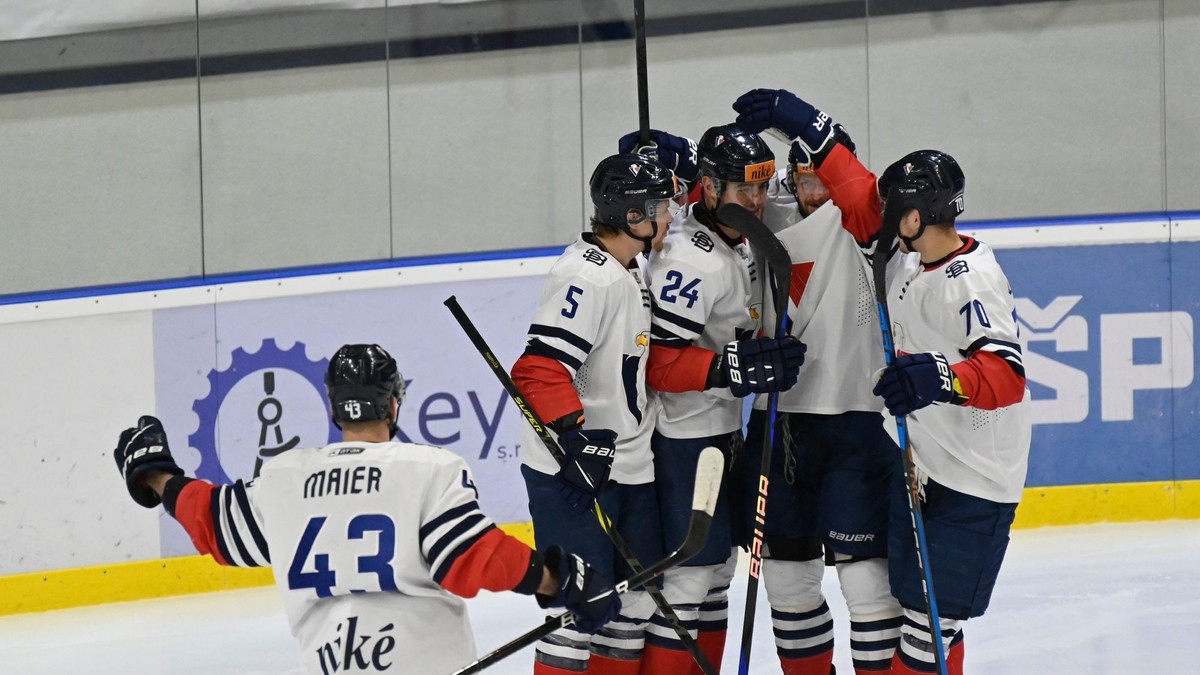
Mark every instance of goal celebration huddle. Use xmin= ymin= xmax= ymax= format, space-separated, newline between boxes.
xmin=113 ymin=87 xmax=1030 ymax=675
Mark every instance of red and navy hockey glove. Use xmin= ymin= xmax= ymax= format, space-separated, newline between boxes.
xmin=113 ymin=415 xmax=184 ymax=508
xmin=618 ymin=129 xmax=700 ymax=185
xmin=873 ymin=352 xmax=964 ymax=417
xmin=733 ymin=88 xmax=837 ymax=163
xmin=555 ymin=428 xmax=617 ymax=511
xmin=714 ymin=336 xmax=807 ymax=398
xmin=537 ymin=545 xmax=621 ymax=634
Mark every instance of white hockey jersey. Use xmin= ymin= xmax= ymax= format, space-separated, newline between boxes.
xmin=885 ymin=237 xmax=1032 ymax=503
xmin=753 ymin=197 xmax=887 ymax=414
xmin=518 ymin=233 xmax=658 ymax=484
xmin=647 ymin=205 xmax=762 ymax=438
xmin=204 ymin=441 xmax=498 ymax=674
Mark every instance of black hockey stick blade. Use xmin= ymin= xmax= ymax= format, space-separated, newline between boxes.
xmin=716 ymin=203 xmax=791 ymax=335
xmin=452 ymin=448 xmax=724 ymax=675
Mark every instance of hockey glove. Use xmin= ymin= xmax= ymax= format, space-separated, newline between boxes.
xmin=555 ymin=428 xmax=617 ymax=511
xmin=718 ymin=336 xmax=807 ymax=398
xmin=873 ymin=352 xmax=963 ymax=417
xmin=788 ymin=123 xmax=857 ymax=169
xmin=618 ymin=128 xmax=700 ymax=185
xmin=537 ymin=545 xmax=621 ymax=634
xmin=733 ymin=88 xmax=836 ymax=161
xmin=113 ymin=415 xmax=184 ymax=508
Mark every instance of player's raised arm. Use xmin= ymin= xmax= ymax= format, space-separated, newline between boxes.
xmin=733 ymin=88 xmax=882 ymax=243
xmin=113 ymin=415 xmax=269 ymax=568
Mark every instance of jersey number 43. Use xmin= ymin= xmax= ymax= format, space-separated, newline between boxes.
xmin=287 ymin=514 xmax=399 ymax=597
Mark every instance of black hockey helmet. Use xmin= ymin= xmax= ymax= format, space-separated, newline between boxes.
xmin=325 ymin=344 xmax=406 ymax=435
xmin=698 ymin=124 xmax=775 ymax=185
xmin=877 ymin=149 xmax=965 ymax=227
xmin=590 ymin=152 xmax=681 ymax=253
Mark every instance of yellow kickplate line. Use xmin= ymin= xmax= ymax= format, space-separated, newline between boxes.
xmin=0 ymin=521 xmax=537 ymax=616
xmin=2 ymin=486 xmax=1194 ymax=617
xmin=1013 ymin=480 xmax=1198 ymax=528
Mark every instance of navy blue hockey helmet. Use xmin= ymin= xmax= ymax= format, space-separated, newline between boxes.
xmin=698 ymin=124 xmax=775 ymax=184
xmin=325 ymin=344 xmax=406 ymax=434
xmin=877 ymin=150 xmax=965 ymax=227
xmin=590 ymin=152 xmax=680 ymax=229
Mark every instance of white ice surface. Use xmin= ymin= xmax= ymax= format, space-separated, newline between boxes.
xmin=2 ymin=520 xmax=1197 ymax=674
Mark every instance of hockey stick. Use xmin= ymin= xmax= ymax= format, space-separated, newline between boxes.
xmin=872 ymin=192 xmax=949 ymax=675
xmin=453 ymin=446 xmax=724 ymax=675
xmin=634 ymin=0 xmax=650 ymax=145
xmin=443 ymin=296 xmax=718 ymax=675
xmin=715 ymin=204 xmax=792 ymax=675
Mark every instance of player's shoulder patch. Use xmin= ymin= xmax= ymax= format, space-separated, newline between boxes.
xmin=943 ymin=258 xmax=971 ymax=279
xmin=689 ymin=229 xmax=716 ymax=253
xmin=552 ymin=244 xmax=622 ymax=287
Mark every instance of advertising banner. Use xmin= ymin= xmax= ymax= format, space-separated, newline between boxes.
xmin=998 ymin=239 xmax=1197 ymax=487
xmin=152 ymin=275 xmax=544 ymax=556
xmin=135 ymin=229 xmax=1200 ymax=555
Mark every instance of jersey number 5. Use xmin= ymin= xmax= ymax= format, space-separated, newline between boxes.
xmin=287 ymin=514 xmax=399 ymax=597
xmin=562 ymin=285 xmax=584 ymax=319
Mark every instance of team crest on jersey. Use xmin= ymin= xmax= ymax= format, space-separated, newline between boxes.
xmin=635 ymin=331 xmax=650 ymax=350
xmin=190 ymin=339 xmax=340 ymax=485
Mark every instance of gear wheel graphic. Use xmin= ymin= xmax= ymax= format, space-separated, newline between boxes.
xmin=189 ymin=338 xmax=337 ymax=484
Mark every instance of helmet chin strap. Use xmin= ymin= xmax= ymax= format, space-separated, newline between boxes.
xmin=899 ymin=222 xmax=926 ymax=251
xmin=624 ymin=212 xmax=657 ymax=258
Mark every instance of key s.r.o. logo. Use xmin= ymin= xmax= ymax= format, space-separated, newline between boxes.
xmin=190 ymin=339 xmax=338 ymax=484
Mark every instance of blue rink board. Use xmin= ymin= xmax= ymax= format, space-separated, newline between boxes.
xmin=995 ymin=239 xmax=1198 ymax=487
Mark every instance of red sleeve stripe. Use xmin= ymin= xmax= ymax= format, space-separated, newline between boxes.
xmin=174 ymin=480 xmax=230 ymax=566
xmin=816 ymin=143 xmax=882 ymax=245
xmin=438 ymin=527 xmax=536 ymax=599
xmin=511 ymin=354 xmax=584 ymax=427
xmin=950 ymin=350 xmax=1026 ymax=410
xmin=431 ymin=523 xmax=497 ymax=585
xmin=646 ymin=343 xmax=717 ymax=393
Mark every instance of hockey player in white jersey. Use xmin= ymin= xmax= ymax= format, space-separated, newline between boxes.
xmin=730 ymin=88 xmax=904 ymax=675
xmin=509 ymin=153 xmax=678 ymax=675
xmin=113 ymin=344 xmax=620 ymax=675
xmin=869 ymin=150 xmax=1031 ymax=675
xmin=637 ymin=124 xmax=807 ymax=673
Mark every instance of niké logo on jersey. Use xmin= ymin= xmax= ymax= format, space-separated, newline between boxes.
xmin=315 ymin=616 xmax=396 ymax=675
